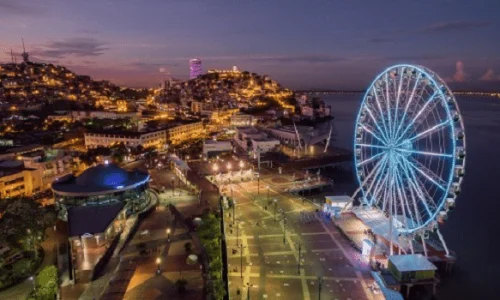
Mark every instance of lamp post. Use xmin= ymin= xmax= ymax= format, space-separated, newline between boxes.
xmin=29 ymin=276 xmax=36 ymax=295
xmin=156 ymin=257 xmax=161 ymax=274
xmin=167 ymin=228 xmax=171 ymax=242
xmin=240 ymin=244 xmax=245 ymax=279
xmin=257 ymin=173 xmax=260 ymax=195
xmin=236 ymin=220 xmax=239 ymax=246
xmin=232 ymin=200 xmax=236 ymax=226
xmin=171 ymin=177 xmax=175 ymax=196
xmin=318 ymin=276 xmax=324 ymax=300
xmin=213 ymin=163 xmax=219 ymax=183
xmin=273 ymin=199 xmax=278 ymax=222
xmin=297 ymin=241 xmax=302 ymax=274
xmin=266 ymin=185 xmax=270 ymax=203
xmin=283 ymin=217 xmax=287 ymax=245
xmin=246 ymin=282 xmax=253 ymax=300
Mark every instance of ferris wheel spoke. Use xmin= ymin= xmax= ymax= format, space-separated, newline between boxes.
xmin=396 ymin=148 xmax=453 ymax=158
xmin=356 ymin=151 xmax=385 ymax=167
xmin=395 ymin=91 xmax=439 ymax=144
xmin=359 ymin=124 xmax=387 ymax=146
xmin=392 ymin=67 xmax=405 ymax=136
xmin=403 ymin=156 xmax=447 ymax=192
xmin=373 ymin=88 xmax=391 ymax=142
xmin=401 ymin=119 xmax=450 ymax=144
xmin=394 ymin=166 xmax=416 ymax=230
xmin=355 ymin=143 xmax=388 ymax=150
xmin=398 ymin=157 xmax=434 ymax=218
xmin=370 ymin=166 xmax=390 ymax=206
xmin=393 ymin=73 xmax=423 ymax=140
xmin=363 ymin=106 xmax=390 ymax=143
xmin=384 ymin=73 xmax=393 ymax=139
xmin=360 ymin=155 xmax=388 ymax=203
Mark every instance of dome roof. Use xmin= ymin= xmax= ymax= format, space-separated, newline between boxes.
xmin=76 ymin=164 xmax=130 ymax=188
xmin=52 ymin=163 xmax=149 ymax=196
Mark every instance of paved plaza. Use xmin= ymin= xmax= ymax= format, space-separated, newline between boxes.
xmin=221 ymin=168 xmax=384 ymax=300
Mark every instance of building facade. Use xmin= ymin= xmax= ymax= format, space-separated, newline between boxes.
xmin=166 ymin=121 xmax=204 ymax=145
xmin=0 ymin=161 xmax=42 ymax=198
xmin=19 ymin=149 xmax=73 ymax=189
xmin=230 ymin=113 xmax=254 ymax=126
xmin=71 ymin=110 xmax=140 ymax=121
xmin=189 ymin=58 xmax=202 ymax=79
xmin=84 ymin=129 xmax=166 ymax=149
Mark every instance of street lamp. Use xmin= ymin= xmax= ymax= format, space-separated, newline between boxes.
xmin=246 ymin=282 xmax=253 ymax=300
xmin=232 ymin=200 xmax=236 ymax=226
xmin=266 ymin=185 xmax=270 ymax=203
xmin=273 ymin=199 xmax=278 ymax=222
xmin=167 ymin=228 xmax=171 ymax=242
xmin=156 ymin=257 xmax=161 ymax=274
xmin=282 ymin=217 xmax=287 ymax=245
xmin=297 ymin=241 xmax=302 ymax=274
xmin=257 ymin=172 xmax=260 ymax=195
xmin=318 ymin=276 xmax=324 ymax=300
xmin=171 ymin=177 xmax=175 ymax=196
xmin=240 ymin=244 xmax=246 ymax=279
xmin=29 ymin=276 xmax=36 ymax=294
xmin=212 ymin=163 xmax=219 ymax=183
xmin=235 ymin=219 xmax=239 ymax=246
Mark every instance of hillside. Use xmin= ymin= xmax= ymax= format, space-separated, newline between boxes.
xmin=0 ymin=62 xmax=149 ymax=110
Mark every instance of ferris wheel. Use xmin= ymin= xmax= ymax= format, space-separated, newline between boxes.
xmin=352 ymin=64 xmax=466 ymax=238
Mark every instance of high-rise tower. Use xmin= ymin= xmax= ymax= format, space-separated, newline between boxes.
xmin=21 ymin=38 xmax=29 ymax=63
xmin=189 ymin=58 xmax=202 ymax=79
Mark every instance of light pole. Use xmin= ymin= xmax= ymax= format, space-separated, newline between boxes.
xmin=297 ymin=241 xmax=302 ymax=274
xmin=167 ymin=228 xmax=171 ymax=242
xmin=273 ymin=199 xmax=278 ymax=222
xmin=232 ymin=200 xmax=236 ymax=225
xmin=318 ymin=276 xmax=324 ymax=300
xmin=246 ymin=282 xmax=253 ymax=300
xmin=156 ymin=257 xmax=161 ymax=275
xmin=212 ymin=163 xmax=219 ymax=183
xmin=171 ymin=177 xmax=175 ymax=196
xmin=283 ymin=217 xmax=287 ymax=245
xmin=236 ymin=220 xmax=239 ymax=246
xmin=240 ymin=244 xmax=245 ymax=279
xmin=257 ymin=173 xmax=260 ymax=195
xmin=239 ymin=160 xmax=244 ymax=181
xmin=266 ymin=185 xmax=270 ymax=203
xmin=29 ymin=276 xmax=36 ymax=295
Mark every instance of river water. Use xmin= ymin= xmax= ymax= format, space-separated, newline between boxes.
xmin=321 ymin=94 xmax=499 ymax=299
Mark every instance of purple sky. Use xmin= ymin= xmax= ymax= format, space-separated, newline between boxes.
xmin=1 ymin=0 xmax=499 ymax=91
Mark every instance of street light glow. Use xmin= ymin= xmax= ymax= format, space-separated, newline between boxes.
xmin=156 ymin=257 xmax=161 ymax=264
xmin=213 ymin=164 xmax=219 ymax=172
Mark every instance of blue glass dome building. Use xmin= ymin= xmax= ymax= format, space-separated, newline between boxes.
xmin=52 ymin=163 xmax=150 ymax=220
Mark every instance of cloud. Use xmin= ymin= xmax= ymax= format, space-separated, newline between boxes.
xmin=445 ymin=60 xmax=468 ymax=83
xmin=368 ymin=38 xmax=394 ymax=44
xmin=423 ymin=21 xmax=491 ymax=33
xmin=35 ymin=38 xmax=108 ymax=59
xmin=479 ymin=69 xmax=500 ymax=81
xmin=0 ymin=0 xmax=46 ymax=15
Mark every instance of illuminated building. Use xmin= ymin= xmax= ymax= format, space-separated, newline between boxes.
xmin=51 ymin=163 xmax=151 ymax=283
xmin=191 ymin=101 xmax=203 ymax=113
xmin=166 ymin=121 xmax=204 ymax=145
xmin=230 ymin=113 xmax=254 ymax=126
xmin=84 ymin=129 xmax=166 ymax=149
xmin=189 ymin=58 xmax=202 ymax=79
xmin=0 ymin=160 xmax=43 ymax=198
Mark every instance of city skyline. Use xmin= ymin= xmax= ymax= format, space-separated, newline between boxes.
xmin=1 ymin=0 xmax=499 ymax=91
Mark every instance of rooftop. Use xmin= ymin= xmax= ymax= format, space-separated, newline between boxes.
xmin=389 ymin=254 xmax=438 ymax=272
xmin=68 ymin=202 xmax=125 ymax=237
xmin=52 ymin=163 xmax=149 ymax=195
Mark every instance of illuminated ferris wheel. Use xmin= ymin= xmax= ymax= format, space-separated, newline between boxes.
xmin=352 ymin=64 xmax=466 ymax=238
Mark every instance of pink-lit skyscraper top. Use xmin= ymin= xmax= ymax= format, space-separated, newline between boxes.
xmin=189 ymin=58 xmax=202 ymax=79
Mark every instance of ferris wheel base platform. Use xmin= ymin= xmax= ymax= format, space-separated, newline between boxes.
xmin=331 ymin=207 xmax=456 ymax=271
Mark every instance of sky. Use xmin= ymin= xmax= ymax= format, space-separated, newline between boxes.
xmin=1 ymin=0 xmax=499 ymax=91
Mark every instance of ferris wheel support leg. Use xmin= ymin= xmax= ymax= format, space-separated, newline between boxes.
xmin=436 ymin=228 xmax=450 ymax=257
xmin=409 ymin=238 xmax=415 ymax=254
xmin=420 ymin=233 xmax=428 ymax=257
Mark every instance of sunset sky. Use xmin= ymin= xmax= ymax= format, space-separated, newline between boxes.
xmin=1 ymin=0 xmax=499 ymax=90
